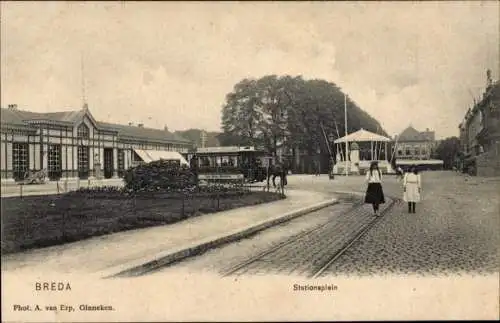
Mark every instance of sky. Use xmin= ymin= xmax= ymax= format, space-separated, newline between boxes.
xmin=1 ymin=1 xmax=499 ymax=139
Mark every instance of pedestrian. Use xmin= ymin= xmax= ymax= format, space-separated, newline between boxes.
xmin=403 ymin=166 xmax=421 ymax=213
xmin=364 ymin=161 xmax=385 ymax=216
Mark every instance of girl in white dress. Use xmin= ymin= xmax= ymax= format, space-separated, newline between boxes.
xmin=403 ymin=166 xmax=422 ymax=213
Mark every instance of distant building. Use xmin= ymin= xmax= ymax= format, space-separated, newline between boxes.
xmin=459 ymin=70 xmax=500 ymax=176
xmin=391 ymin=125 xmax=442 ymax=170
xmin=394 ymin=126 xmax=436 ymax=160
xmin=0 ymin=105 xmax=193 ymax=184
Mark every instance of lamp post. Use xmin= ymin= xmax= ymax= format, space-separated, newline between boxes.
xmin=328 ymin=133 xmax=335 ymax=179
xmin=344 ymin=94 xmax=348 ymax=177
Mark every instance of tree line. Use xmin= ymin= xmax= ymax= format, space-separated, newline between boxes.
xmin=219 ymin=75 xmax=387 ymax=159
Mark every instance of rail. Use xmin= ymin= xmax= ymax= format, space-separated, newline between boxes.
xmin=220 ymin=193 xmax=398 ymax=278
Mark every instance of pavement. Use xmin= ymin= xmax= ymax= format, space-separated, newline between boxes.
xmin=1 ymin=174 xmax=332 ymax=197
xmin=319 ymin=171 xmax=500 ymax=276
xmin=1 ymin=184 xmax=338 ymax=278
xmin=1 ymin=178 xmax=125 ymax=197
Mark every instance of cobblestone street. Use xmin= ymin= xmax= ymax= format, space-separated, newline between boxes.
xmin=322 ymin=172 xmax=500 ymax=276
xmin=151 ymin=171 xmax=499 ymax=277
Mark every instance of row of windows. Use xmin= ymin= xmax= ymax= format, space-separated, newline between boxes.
xmin=397 ymin=148 xmax=428 ymax=156
xmin=9 ymin=142 xmax=122 ymax=181
xmin=197 ymin=155 xmax=239 ymax=167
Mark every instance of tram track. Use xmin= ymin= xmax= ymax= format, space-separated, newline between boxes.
xmin=221 ymin=194 xmax=398 ymax=278
xmin=311 ymin=196 xmax=398 ymax=278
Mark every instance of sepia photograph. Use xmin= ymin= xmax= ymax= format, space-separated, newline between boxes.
xmin=1 ymin=1 xmax=499 ymax=321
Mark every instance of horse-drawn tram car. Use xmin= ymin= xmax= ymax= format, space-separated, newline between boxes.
xmin=184 ymin=146 xmax=272 ymax=185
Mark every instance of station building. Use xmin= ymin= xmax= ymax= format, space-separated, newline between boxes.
xmin=0 ymin=104 xmax=193 ymax=184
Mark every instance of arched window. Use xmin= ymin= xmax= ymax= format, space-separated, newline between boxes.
xmin=77 ymin=123 xmax=90 ymax=138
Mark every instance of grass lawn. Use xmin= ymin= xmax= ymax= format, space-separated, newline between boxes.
xmin=1 ymin=190 xmax=284 ymax=254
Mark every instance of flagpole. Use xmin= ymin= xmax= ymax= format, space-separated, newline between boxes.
xmin=81 ymin=52 xmax=87 ymax=107
xmin=334 ymin=121 xmax=344 ymax=162
xmin=344 ymin=94 xmax=348 ymax=176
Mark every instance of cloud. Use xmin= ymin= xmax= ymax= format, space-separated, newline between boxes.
xmin=1 ymin=1 xmax=498 ymax=139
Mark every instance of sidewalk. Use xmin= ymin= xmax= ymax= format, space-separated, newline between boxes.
xmin=1 ymin=178 xmax=125 ymax=198
xmin=1 ymin=189 xmax=338 ymax=278
xmin=0 ymin=174 xmax=324 ymax=197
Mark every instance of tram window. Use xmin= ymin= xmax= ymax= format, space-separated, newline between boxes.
xmin=221 ymin=156 xmax=229 ymax=166
xmin=229 ymin=156 xmax=237 ymax=166
xmin=200 ymin=156 xmax=210 ymax=167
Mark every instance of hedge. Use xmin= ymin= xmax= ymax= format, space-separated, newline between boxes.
xmin=123 ymin=160 xmax=197 ymax=192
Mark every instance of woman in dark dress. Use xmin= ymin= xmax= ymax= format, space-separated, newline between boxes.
xmin=364 ymin=161 xmax=386 ymax=216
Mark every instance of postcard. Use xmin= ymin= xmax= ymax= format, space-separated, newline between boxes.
xmin=1 ymin=1 xmax=499 ymax=321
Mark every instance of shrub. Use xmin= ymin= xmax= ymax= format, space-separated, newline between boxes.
xmin=123 ymin=160 xmax=197 ymax=192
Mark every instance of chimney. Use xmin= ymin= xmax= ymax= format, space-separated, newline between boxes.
xmin=138 ymin=123 xmax=144 ymax=128
xmin=164 ymin=125 xmax=169 ymax=132
xmin=7 ymin=104 xmax=18 ymax=110
xmin=128 ymin=122 xmax=133 ymax=126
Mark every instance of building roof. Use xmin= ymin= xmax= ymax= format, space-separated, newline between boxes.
xmin=485 ymin=80 xmax=500 ymax=100
xmin=97 ymin=121 xmax=190 ymax=143
xmin=1 ymin=107 xmax=191 ymax=144
xmin=397 ymin=126 xmax=434 ymax=141
xmin=462 ymin=80 xmax=499 ymax=125
xmin=1 ymin=108 xmax=85 ymax=124
xmin=334 ymin=128 xmax=391 ymax=143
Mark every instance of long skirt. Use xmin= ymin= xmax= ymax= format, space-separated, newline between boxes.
xmin=365 ymin=183 xmax=385 ymax=204
xmin=403 ymin=182 xmax=421 ymax=202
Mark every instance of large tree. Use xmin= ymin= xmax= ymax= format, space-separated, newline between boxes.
xmin=220 ymin=79 xmax=263 ymax=146
xmin=220 ymin=75 xmax=387 ymax=158
xmin=434 ymin=136 xmax=461 ymax=169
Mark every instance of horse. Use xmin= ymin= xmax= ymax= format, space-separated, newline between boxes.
xmin=266 ymin=163 xmax=288 ymax=189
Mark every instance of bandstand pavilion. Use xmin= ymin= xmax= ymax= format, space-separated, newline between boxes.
xmin=332 ymin=128 xmax=393 ymax=175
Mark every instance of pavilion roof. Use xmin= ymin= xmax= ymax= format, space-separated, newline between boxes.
xmin=334 ymin=128 xmax=391 ymax=143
